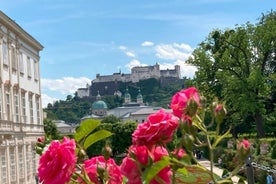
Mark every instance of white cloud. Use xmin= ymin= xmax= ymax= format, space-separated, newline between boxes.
xmin=153 ymin=42 xmax=196 ymax=78
xmin=155 ymin=43 xmax=193 ymax=60
xmin=41 ymin=94 xmax=58 ymax=108
xmin=141 ymin=41 xmax=154 ymax=47
xmin=157 ymin=60 xmax=197 ymax=79
xmin=41 ymin=77 xmax=91 ymax=95
xmin=122 ymin=42 xmax=196 ymax=78
xmin=119 ymin=45 xmax=127 ymax=51
xmin=126 ymin=51 xmax=135 ymax=57
xmin=125 ymin=59 xmax=148 ymax=71
xmin=175 ymin=60 xmax=198 ymax=78
xmin=119 ymin=46 xmax=136 ymax=58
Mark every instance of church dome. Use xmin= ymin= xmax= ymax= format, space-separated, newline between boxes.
xmin=92 ymin=100 xmax=108 ymax=109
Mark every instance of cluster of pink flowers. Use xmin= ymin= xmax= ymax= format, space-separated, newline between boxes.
xmin=119 ymin=88 xmax=201 ymax=183
xmin=121 ymin=108 xmax=179 ymax=183
xmin=80 ymin=156 xmax=122 ymax=184
xmin=38 ymin=137 xmax=77 ymax=184
xmin=132 ymin=109 xmax=179 ymax=148
xmin=37 ymin=87 xmax=200 ymax=184
xmin=170 ymin=87 xmax=201 ymax=119
xmin=37 ymin=87 xmax=250 ymax=184
xmin=121 ymin=145 xmax=172 ymax=184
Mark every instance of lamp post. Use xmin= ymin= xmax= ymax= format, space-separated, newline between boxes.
xmin=246 ymin=155 xmax=255 ymax=184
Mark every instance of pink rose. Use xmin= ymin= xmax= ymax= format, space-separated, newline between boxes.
xmin=121 ymin=146 xmax=172 ymax=184
xmin=150 ymin=166 xmax=172 ymax=184
xmin=237 ymin=139 xmax=251 ymax=160
xmin=214 ymin=104 xmax=227 ymax=123
xmin=215 ymin=104 xmax=223 ymax=114
xmin=237 ymin=139 xmax=250 ymax=150
xmin=151 ymin=146 xmax=172 ymax=184
xmin=81 ymin=156 xmax=122 ymax=184
xmin=129 ymin=145 xmax=151 ymax=166
xmin=37 ymin=136 xmax=45 ymax=143
xmin=171 ymin=148 xmax=186 ymax=159
xmin=120 ymin=145 xmax=150 ymax=184
xmin=38 ymin=137 xmax=77 ymax=184
xmin=120 ymin=156 xmax=142 ymax=184
xmin=152 ymin=146 xmax=169 ymax=161
xmin=171 ymin=87 xmax=200 ymax=118
xmin=132 ymin=109 xmax=179 ymax=148
xmin=181 ymin=115 xmax=192 ymax=125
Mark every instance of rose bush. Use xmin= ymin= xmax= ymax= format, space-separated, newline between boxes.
xmin=120 ymin=145 xmax=171 ymax=184
xmin=38 ymin=137 xmax=77 ymax=184
xmin=36 ymin=87 xmax=251 ymax=184
xmin=132 ymin=109 xmax=179 ymax=148
xmin=79 ymin=156 xmax=122 ymax=184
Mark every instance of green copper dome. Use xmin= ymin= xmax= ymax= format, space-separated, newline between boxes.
xmin=125 ymin=88 xmax=131 ymax=98
xmin=92 ymin=100 xmax=108 ymax=109
xmin=137 ymin=89 xmax=142 ymax=98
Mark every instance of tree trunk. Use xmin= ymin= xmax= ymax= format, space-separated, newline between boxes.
xmin=231 ymin=128 xmax=238 ymax=139
xmin=254 ymin=112 xmax=266 ymax=138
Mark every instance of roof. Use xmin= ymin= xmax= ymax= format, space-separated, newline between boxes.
xmin=55 ymin=122 xmax=72 ymax=128
xmin=81 ymin=114 xmax=101 ymax=120
xmin=107 ymin=105 xmax=151 ymax=119
xmin=131 ymin=107 xmax=172 ymax=115
xmin=92 ymin=100 xmax=107 ymax=109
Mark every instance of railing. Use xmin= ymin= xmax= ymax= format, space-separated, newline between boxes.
xmin=213 ymin=156 xmax=276 ymax=184
xmin=0 ymin=119 xmax=44 ymax=133
xmin=0 ymin=120 xmax=13 ymax=132
xmin=251 ymin=162 xmax=276 ymax=173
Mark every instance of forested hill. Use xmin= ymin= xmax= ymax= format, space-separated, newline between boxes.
xmin=43 ymin=78 xmax=186 ymax=124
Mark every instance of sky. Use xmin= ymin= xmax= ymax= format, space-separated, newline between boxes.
xmin=0 ymin=0 xmax=275 ymax=107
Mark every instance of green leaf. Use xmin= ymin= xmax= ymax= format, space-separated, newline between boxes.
xmin=177 ymin=167 xmax=188 ymax=176
xmin=74 ymin=119 xmax=100 ymax=142
xmin=83 ymin=130 xmax=113 ymax=149
xmin=142 ymin=156 xmax=170 ymax=184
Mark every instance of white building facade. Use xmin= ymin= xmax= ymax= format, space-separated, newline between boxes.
xmin=0 ymin=11 xmax=44 ymax=184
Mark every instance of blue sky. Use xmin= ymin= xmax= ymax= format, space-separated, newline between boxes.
xmin=1 ymin=0 xmax=275 ymax=107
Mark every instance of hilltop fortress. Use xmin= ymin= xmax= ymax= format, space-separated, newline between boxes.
xmin=77 ymin=63 xmax=182 ymax=98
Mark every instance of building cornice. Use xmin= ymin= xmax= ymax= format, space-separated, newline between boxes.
xmin=0 ymin=11 xmax=43 ymax=51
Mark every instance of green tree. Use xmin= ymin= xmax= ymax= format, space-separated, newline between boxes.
xmin=101 ymin=115 xmax=121 ymax=124
xmin=43 ymin=119 xmax=60 ymax=139
xmin=187 ymin=11 xmax=276 ymax=137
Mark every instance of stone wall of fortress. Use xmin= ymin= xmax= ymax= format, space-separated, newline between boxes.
xmin=93 ymin=64 xmax=180 ymax=84
xmin=77 ymin=64 xmax=181 ymax=98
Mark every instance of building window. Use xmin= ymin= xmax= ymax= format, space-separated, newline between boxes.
xmin=1 ymin=150 xmax=7 ymax=184
xmin=18 ymin=147 xmax=24 ymax=178
xmin=5 ymin=91 xmax=11 ymax=121
xmin=19 ymin=52 xmax=24 ymax=75
xmin=26 ymin=145 xmax=31 ymax=177
xmin=32 ymin=148 xmax=37 ymax=176
xmin=27 ymin=57 xmax=31 ymax=78
xmin=14 ymin=90 xmax=19 ymax=122
xmin=10 ymin=148 xmax=16 ymax=182
xmin=0 ymin=87 xmax=2 ymax=120
xmin=2 ymin=41 xmax=8 ymax=67
xmin=36 ymin=96 xmax=40 ymax=125
xmin=29 ymin=94 xmax=33 ymax=124
xmin=34 ymin=60 xmax=39 ymax=81
xmin=11 ymin=45 xmax=17 ymax=71
xmin=21 ymin=92 xmax=27 ymax=123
